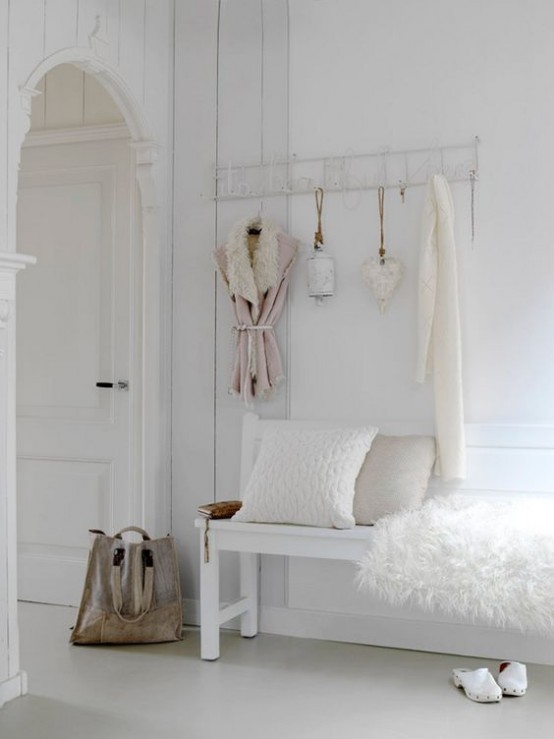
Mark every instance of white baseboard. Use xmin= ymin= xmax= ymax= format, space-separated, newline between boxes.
xmin=183 ymin=598 xmax=554 ymax=665
xmin=0 ymin=671 xmax=28 ymax=709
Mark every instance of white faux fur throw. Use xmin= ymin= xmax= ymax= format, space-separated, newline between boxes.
xmin=356 ymin=495 xmax=554 ymax=636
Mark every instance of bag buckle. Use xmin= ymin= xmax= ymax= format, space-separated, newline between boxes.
xmin=113 ymin=548 xmax=125 ymax=566
xmin=142 ymin=549 xmax=154 ymax=568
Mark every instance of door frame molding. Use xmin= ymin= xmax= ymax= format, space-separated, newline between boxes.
xmin=14 ymin=48 xmax=171 ymax=537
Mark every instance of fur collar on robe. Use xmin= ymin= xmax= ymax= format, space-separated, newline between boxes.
xmin=223 ymin=217 xmax=280 ymax=311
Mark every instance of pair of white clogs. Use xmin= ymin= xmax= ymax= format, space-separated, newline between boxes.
xmin=452 ymin=662 xmax=527 ymax=703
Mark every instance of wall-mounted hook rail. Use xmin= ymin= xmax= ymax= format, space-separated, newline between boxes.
xmin=213 ymin=136 xmax=480 ymax=201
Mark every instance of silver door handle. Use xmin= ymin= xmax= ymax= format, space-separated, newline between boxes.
xmin=96 ymin=380 xmax=129 ymax=391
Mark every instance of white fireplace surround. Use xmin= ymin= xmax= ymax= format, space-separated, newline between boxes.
xmin=0 ymin=252 xmax=35 ymax=708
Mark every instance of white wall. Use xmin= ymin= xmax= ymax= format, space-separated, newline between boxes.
xmin=288 ymin=0 xmax=554 ymax=425
xmin=173 ymin=0 xmax=554 ymax=662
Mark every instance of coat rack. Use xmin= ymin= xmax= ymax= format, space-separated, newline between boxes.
xmin=214 ymin=136 xmax=480 ymax=201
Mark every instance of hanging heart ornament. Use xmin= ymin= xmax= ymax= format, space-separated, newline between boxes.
xmin=361 ymin=186 xmax=404 ymax=313
xmin=361 ymin=256 xmax=404 ymax=313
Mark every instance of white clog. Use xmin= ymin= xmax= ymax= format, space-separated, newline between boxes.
xmin=452 ymin=667 xmax=502 ymax=703
xmin=497 ymin=661 xmax=527 ymax=696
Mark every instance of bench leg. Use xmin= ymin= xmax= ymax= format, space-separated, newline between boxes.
xmin=200 ymin=527 xmax=220 ymax=660
xmin=240 ymin=552 xmax=259 ymax=638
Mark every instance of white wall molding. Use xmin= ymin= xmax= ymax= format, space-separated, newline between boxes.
xmin=88 ymin=13 xmax=110 ymax=59
xmin=182 ymin=597 xmax=554 ymax=666
xmin=21 ymin=50 xmax=150 ymax=142
xmin=0 ymin=253 xmax=35 ymax=706
xmin=0 ymin=672 xmax=28 ymax=710
xmin=0 ymin=252 xmax=36 ymax=298
xmin=132 ymin=140 xmax=161 ymax=211
xmin=23 ymin=122 xmax=130 ymax=147
xmin=465 ymin=424 xmax=554 ymax=449
xmin=0 ymin=300 xmax=11 ymax=329
xmin=258 ymin=605 xmax=554 ymax=666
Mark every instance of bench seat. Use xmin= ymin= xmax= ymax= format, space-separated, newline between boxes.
xmin=195 ymin=517 xmax=373 ymax=660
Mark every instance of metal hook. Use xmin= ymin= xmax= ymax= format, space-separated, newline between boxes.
xmin=426 ymin=139 xmax=441 ymax=178
xmin=469 ymin=168 xmax=478 ymax=243
xmin=398 ymin=180 xmax=407 ymax=204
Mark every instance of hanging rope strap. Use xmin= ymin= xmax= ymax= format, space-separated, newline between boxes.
xmin=314 ymin=187 xmax=324 ymax=249
xmin=378 ymin=186 xmax=386 ymax=264
xmin=111 ymin=547 xmax=154 ymax=624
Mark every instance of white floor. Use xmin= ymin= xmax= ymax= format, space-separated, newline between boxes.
xmin=1 ymin=603 xmax=554 ymax=738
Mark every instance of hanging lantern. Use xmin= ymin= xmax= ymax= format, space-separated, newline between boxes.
xmin=361 ymin=186 xmax=404 ymax=313
xmin=308 ymin=249 xmax=335 ymax=300
xmin=307 ymin=188 xmax=335 ymax=304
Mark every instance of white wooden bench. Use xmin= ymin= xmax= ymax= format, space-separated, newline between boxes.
xmin=194 ymin=413 xmax=435 ymax=661
xmin=194 ymin=517 xmax=374 ymax=660
xmin=195 ymin=414 xmax=554 ymax=664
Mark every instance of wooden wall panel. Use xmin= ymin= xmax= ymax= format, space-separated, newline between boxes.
xmin=44 ymin=0 xmax=79 ymax=55
xmin=183 ymin=0 xmax=292 ymax=605
xmin=214 ymin=1 xmax=291 ymax=510
xmin=261 ymin=0 xmax=289 ymax=166
xmin=75 ymin=0 xmax=105 ymax=50
xmin=214 ymin=0 xmax=264 ymax=528
xmin=172 ymin=0 xmax=219 ymax=605
xmin=0 ymin=1 xmax=8 ymax=247
xmin=83 ymin=75 xmax=124 ymax=125
xmin=43 ymin=64 xmax=84 ymax=128
xmin=105 ymin=0 xmax=122 ymax=67
xmin=8 ymin=0 xmax=46 ymax=80
xmin=0 ymin=0 xmax=9 ymax=689
xmin=143 ymin=0 xmax=172 ymax=142
xmin=29 ymin=78 xmax=46 ymax=130
xmin=118 ymin=0 xmax=146 ymax=104
xmin=29 ymin=66 xmax=123 ymax=130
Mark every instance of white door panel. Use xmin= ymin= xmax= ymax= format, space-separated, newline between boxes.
xmin=18 ymin=458 xmax=113 ymax=547
xmin=16 ymin=137 xmax=135 ymax=606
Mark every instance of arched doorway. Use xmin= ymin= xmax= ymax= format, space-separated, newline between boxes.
xmin=14 ymin=51 xmax=171 ymax=604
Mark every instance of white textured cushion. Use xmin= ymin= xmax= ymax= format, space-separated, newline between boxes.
xmin=233 ymin=426 xmax=378 ymax=529
xmin=353 ymin=435 xmax=436 ymax=524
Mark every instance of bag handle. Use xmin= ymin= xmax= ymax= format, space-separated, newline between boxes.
xmin=114 ymin=526 xmax=151 ymax=541
xmin=111 ymin=548 xmax=154 ymax=624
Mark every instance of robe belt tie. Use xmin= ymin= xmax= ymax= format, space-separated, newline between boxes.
xmin=233 ymin=324 xmax=274 ymax=332
xmin=232 ymin=325 xmax=274 ymax=378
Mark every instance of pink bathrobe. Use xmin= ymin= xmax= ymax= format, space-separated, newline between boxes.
xmin=214 ymin=218 xmax=298 ymax=406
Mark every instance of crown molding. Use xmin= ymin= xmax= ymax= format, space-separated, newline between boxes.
xmin=23 ymin=123 xmax=130 ymax=148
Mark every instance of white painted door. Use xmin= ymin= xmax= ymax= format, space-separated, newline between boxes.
xmin=16 ymin=135 xmax=137 ymax=606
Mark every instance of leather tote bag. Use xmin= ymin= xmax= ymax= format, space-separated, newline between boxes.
xmin=71 ymin=527 xmax=183 ymax=645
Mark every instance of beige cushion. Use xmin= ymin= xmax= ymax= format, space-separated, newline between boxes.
xmin=353 ymin=435 xmax=436 ymax=524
